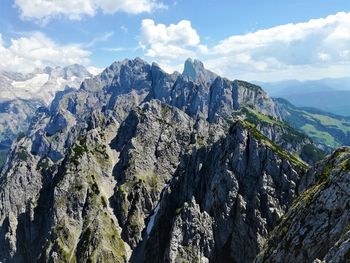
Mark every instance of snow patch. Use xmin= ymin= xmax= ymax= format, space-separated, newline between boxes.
xmin=12 ymin=74 xmax=49 ymax=93
xmin=146 ymin=183 xmax=170 ymax=237
xmin=146 ymin=202 xmax=160 ymax=236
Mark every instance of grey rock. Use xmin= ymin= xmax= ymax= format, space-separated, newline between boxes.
xmin=0 ymin=58 xmax=327 ymax=263
xmin=256 ymin=147 xmax=350 ymax=263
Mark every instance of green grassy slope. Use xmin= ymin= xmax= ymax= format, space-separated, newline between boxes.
xmin=275 ymin=98 xmax=350 ymax=151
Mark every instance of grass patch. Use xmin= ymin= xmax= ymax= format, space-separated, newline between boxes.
xmin=301 ymin=124 xmax=340 ymax=148
xmin=309 ymin=113 xmax=350 ymax=132
xmin=242 ymin=106 xmax=280 ymax=126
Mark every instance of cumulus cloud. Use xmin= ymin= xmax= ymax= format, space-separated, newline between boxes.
xmin=14 ymin=0 xmax=166 ymax=22
xmin=140 ymin=12 xmax=350 ymax=81
xmin=140 ymin=19 xmax=205 ymax=72
xmin=0 ymin=32 xmax=91 ymax=73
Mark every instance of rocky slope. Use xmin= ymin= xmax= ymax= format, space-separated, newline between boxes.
xmin=0 ymin=58 xmax=336 ymax=262
xmin=230 ymin=106 xmax=325 ymax=165
xmin=256 ymin=147 xmax=350 ymax=263
xmin=138 ymin=119 xmax=305 ymax=263
xmin=0 ymin=65 xmax=92 ymax=169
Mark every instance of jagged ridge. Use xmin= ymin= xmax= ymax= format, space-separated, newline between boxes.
xmin=0 ymin=58 xmax=329 ymax=263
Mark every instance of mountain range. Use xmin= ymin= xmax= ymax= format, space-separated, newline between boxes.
xmin=0 ymin=58 xmax=349 ymax=262
xmin=256 ymin=78 xmax=350 ymax=116
xmin=0 ymin=65 xmax=92 ymax=169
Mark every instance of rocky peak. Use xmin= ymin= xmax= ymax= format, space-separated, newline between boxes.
xmin=62 ymin=64 xmax=92 ymax=79
xmin=182 ymin=58 xmax=217 ymax=84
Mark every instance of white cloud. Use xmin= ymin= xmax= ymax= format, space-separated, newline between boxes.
xmin=14 ymin=0 xmax=166 ymax=22
xmin=0 ymin=32 xmax=91 ymax=73
xmin=140 ymin=19 xmax=200 ymax=48
xmin=85 ymin=31 xmax=114 ymax=48
xmin=140 ymin=19 xmax=205 ymax=70
xmin=140 ymin=12 xmax=350 ymax=81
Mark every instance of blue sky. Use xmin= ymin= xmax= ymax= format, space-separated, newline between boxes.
xmin=0 ymin=0 xmax=350 ymax=81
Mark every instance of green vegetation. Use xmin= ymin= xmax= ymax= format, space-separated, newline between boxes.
xmin=52 ymin=224 xmax=77 ymax=263
xmin=301 ymin=124 xmax=340 ymax=148
xmin=94 ymin=144 xmax=109 ymax=159
xmin=242 ymin=106 xmax=280 ymax=126
xmin=99 ymin=212 xmax=128 ymax=262
xmin=36 ymin=157 xmax=51 ymax=171
xmin=75 ymin=184 xmax=83 ymax=191
xmin=136 ymin=170 xmax=160 ymax=193
xmin=275 ymin=98 xmax=350 ymax=151
xmin=270 ymin=213 xmax=293 ymax=239
xmin=70 ymin=136 xmax=89 ymax=166
xmin=309 ymin=113 xmax=350 ymax=132
xmin=242 ymin=106 xmax=309 ymax=141
xmin=300 ymin=144 xmax=326 ymax=163
xmin=17 ymin=146 xmax=29 ymax=162
xmin=175 ymin=207 xmax=183 ymax=215
xmin=313 ymin=148 xmax=350 ymax=182
xmin=339 ymin=158 xmax=350 ymax=172
xmin=101 ymin=196 xmax=108 ymax=208
xmin=93 ymin=144 xmax=110 ymax=167
xmin=229 ymin=105 xmax=325 ymax=164
xmin=16 ymin=132 xmax=26 ymax=141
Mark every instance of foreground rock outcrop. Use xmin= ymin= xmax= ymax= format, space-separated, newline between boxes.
xmin=256 ymin=147 xmax=350 ymax=263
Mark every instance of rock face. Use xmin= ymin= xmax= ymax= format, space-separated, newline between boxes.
xmin=231 ymin=106 xmax=325 ymax=165
xmin=0 ymin=58 xmax=334 ymax=262
xmin=255 ymin=147 xmax=350 ymax=263
xmin=0 ymin=65 xmax=92 ymax=170
xmin=140 ymin=120 xmax=305 ymax=263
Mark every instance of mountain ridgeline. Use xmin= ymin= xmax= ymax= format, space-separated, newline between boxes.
xmin=0 ymin=58 xmax=349 ymax=263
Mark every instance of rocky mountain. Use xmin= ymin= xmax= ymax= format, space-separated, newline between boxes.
xmin=0 ymin=65 xmax=92 ymax=169
xmin=0 ymin=58 xmax=347 ymax=262
xmin=0 ymin=64 xmax=92 ymax=104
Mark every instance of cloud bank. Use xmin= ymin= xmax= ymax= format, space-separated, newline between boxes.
xmin=14 ymin=0 xmax=166 ymax=22
xmin=0 ymin=32 xmax=90 ymax=73
xmin=140 ymin=12 xmax=350 ymax=81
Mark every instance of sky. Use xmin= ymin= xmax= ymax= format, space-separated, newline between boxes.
xmin=0 ymin=0 xmax=350 ymax=81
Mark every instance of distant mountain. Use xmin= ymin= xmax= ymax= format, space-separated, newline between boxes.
xmin=255 ymin=78 xmax=350 ymax=116
xmin=275 ymin=98 xmax=350 ymax=152
xmin=0 ymin=64 xmax=92 ymax=104
xmin=0 ymin=65 xmax=92 ymax=169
